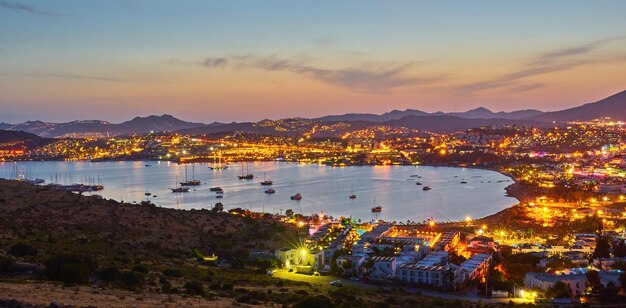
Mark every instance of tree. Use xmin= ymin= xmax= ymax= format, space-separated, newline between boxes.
xmin=613 ymin=240 xmax=626 ymax=257
xmin=619 ymin=272 xmax=626 ymax=294
xmin=285 ymin=209 xmax=294 ymax=218
xmin=598 ymin=282 xmax=620 ymax=303
xmin=212 ymin=202 xmax=224 ymax=213
xmin=586 ymin=269 xmax=601 ymax=289
xmin=592 ymin=237 xmax=611 ymax=259
xmin=546 ymin=281 xmax=573 ymax=299
xmin=545 ymin=256 xmax=574 ymax=271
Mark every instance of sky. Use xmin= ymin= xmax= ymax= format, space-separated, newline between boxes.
xmin=1 ymin=0 xmax=626 ymax=123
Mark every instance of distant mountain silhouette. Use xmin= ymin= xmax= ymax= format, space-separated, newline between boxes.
xmin=0 ymin=115 xmax=204 ymax=137
xmin=4 ymin=89 xmax=625 ymax=137
xmin=315 ymin=107 xmax=542 ymax=122
xmin=527 ymin=90 xmax=626 ymax=122
xmin=382 ymin=115 xmax=545 ymax=134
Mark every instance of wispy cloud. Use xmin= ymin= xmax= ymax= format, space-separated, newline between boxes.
xmin=0 ymin=0 xmax=60 ymax=17
xmin=457 ymin=37 xmax=626 ymax=94
xmin=46 ymin=74 xmax=127 ymax=82
xmin=200 ymin=57 xmax=228 ymax=68
xmin=507 ymin=83 xmax=544 ymax=93
xmin=0 ymin=72 xmax=130 ymax=82
xmin=184 ymin=54 xmax=437 ymax=92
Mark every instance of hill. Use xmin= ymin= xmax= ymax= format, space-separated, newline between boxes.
xmin=315 ymin=107 xmax=543 ymax=122
xmin=527 ymin=89 xmax=626 ymax=122
xmin=0 ymin=179 xmax=471 ymax=307
xmin=382 ymin=115 xmax=546 ymax=134
xmin=0 ymin=115 xmax=205 ymax=138
xmin=0 ymin=130 xmax=52 ymax=149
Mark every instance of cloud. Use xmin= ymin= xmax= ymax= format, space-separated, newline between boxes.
xmin=507 ymin=83 xmax=544 ymax=93
xmin=200 ymin=57 xmax=228 ymax=68
xmin=47 ymin=74 xmax=127 ymax=82
xmin=0 ymin=0 xmax=60 ymax=17
xmin=456 ymin=37 xmax=626 ymax=94
xmin=193 ymin=54 xmax=437 ymax=92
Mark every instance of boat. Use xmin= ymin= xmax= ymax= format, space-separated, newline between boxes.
xmin=170 ymin=174 xmax=189 ymax=193
xmin=409 ymin=175 xmax=419 ymax=178
xmin=349 ymin=184 xmax=356 ymax=199
xmin=215 ymin=193 xmax=223 ymax=198
xmin=209 ymin=154 xmax=228 ymax=170
xmin=260 ymin=173 xmax=273 ymax=185
xmin=371 ymin=197 xmax=382 ymax=212
xmin=290 ymin=193 xmax=302 ymax=200
xmin=422 ymin=186 xmax=431 ymax=191
xmin=145 ymin=164 xmax=152 ymax=167
xmin=265 ymin=188 xmax=275 ymax=194
xmin=180 ymin=165 xmax=201 ymax=186
xmin=460 ymin=180 xmax=468 ymax=184
xmin=209 ymin=187 xmax=223 ymax=192
xmin=415 ymin=182 xmax=423 ymax=186
xmin=170 ymin=187 xmax=189 ymax=193
xmin=237 ymin=162 xmax=254 ymax=180
xmin=145 ymin=186 xmax=151 ymax=196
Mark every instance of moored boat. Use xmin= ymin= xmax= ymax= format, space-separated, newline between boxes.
xmin=290 ymin=193 xmax=302 ymax=200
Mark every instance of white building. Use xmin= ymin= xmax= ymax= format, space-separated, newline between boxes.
xmin=524 ymin=273 xmax=587 ymax=296
xmin=459 ymin=253 xmax=492 ymax=282
xmin=370 ymin=256 xmax=396 ymax=279
xmin=396 ymin=251 xmax=453 ymax=287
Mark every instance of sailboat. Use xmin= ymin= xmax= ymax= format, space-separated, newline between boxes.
xmin=209 ymin=154 xmax=228 ymax=170
xmin=145 ymin=186 xmax=151 ymax=196
xmin=349 ymin=184 xmax=356 ymax=199
xmin=371 ymin=197 xmax=382 ymax=212
xmin=180 ymin=165 xmax=201 ymax=186
xmin=237 ymin=162 xmax=254 ymax=180
xmin=260 ymin=172 xmax=273 ymax=185
xmin=170 ymin=174 xmax=190 ymax=193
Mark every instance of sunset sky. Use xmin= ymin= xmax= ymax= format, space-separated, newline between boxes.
xmin=1 ymin=0 xmax=625 ymax=123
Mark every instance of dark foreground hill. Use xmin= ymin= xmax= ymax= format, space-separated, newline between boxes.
xmin=0 ymin=180 xmax=476 ymax=307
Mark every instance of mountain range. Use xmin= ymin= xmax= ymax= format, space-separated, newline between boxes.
xmin=1 ymin=89 xmax=624 ymax=137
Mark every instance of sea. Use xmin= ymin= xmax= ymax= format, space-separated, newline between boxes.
xmin=0 ymin=161 xmax=517 ymax=223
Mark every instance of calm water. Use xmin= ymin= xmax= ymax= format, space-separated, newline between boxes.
xmin=0 ymin=161 xmax=516 ymax=222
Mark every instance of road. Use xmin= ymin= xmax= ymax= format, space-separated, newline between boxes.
xmin=272 ymin=269 xmax=534 ymax=304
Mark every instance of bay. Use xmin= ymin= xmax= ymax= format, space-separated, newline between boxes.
xmin=0 ymin=161 xmax=517 ymax=222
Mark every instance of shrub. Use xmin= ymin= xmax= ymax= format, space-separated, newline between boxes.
xmin=118 ymin=270 xmax=144 ymax=290
xmin=9 ymin=243 xmax=38 ymax=257
xmin=294 ymin=295 xmax=335 ymax=308
xmin=96 ymin=266 xmax=119 ymax=282
xmin=184 ymin=280 xmax=204 ymax=295
xmin=45 ymin=254 xmax=92 ymax=285
xmin=162 ymin=268 xmax=183 ymax=277
xmin=132 ymin=264 xmax=149 ymax=273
